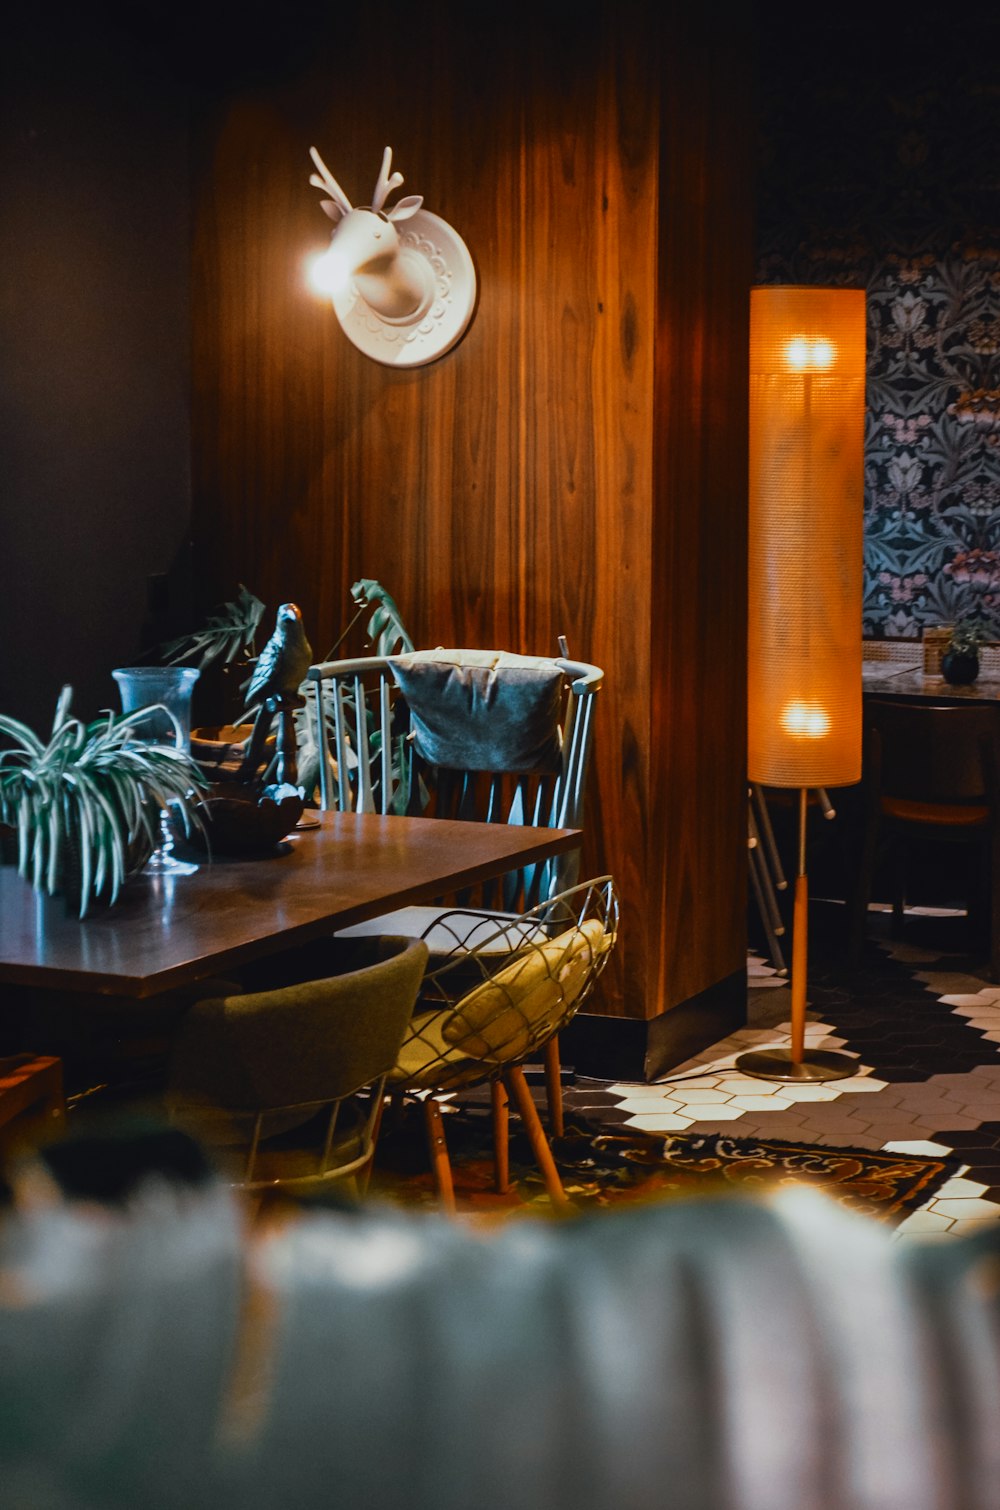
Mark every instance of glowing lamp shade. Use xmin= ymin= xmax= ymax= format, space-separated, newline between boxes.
xmin=748 ymin=286 xmax=866 ymax=789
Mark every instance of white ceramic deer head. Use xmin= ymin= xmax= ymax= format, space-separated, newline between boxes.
xmin=308 ymin=145 xmax=433 ymax=319
xmin=307 ymin=144 xmax=476 ymax=367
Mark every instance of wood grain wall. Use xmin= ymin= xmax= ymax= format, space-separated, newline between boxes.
xmin=190 ymin=2 xmax=752 ymax=1037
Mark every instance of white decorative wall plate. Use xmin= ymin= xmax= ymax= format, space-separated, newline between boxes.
xmin=331 ymin=209 xmax=476 ymax=366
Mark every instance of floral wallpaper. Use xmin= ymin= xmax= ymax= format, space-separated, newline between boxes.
xmin=755 ymin=17 xmax=1000 ymax=640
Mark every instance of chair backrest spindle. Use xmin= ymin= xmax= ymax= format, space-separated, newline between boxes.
xmin=306 ymin=651 xmax=603 ymax=904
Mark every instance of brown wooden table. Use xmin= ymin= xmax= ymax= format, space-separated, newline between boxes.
xmin=863 ymin=664 xmax=1000 ymax=705
xmin=0 ymin=813 xmax=581 ymax=1000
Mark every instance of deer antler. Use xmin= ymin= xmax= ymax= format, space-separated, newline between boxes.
xmin=370 ymin=146 xmax=405 ymax=212
xmin=308 ymin=146 xmax=353 ymax=222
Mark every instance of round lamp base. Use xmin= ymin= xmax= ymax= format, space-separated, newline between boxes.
xmin=734 ymin=1047 xmax=857 ymax=1084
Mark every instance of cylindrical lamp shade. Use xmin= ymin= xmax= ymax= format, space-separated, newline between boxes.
xmin=748 ymin=286 xmax=866 ymax=788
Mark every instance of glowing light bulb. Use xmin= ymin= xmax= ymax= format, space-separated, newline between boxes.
xmin=809 ymin=338 xmax=834 ymax=369
xmin=780 ymin=701 xmax=831 ymax=739
xmin=785 ymin=337 xmax=811 ymax=370
xmin=784 ymin=335 xmax=836 ymax=372
xmin=306 ymin=247 xmax=351 ymax=297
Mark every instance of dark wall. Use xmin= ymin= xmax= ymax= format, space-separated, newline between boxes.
xmin=0 ymin=7 xmax=193 ymax=732
xmin=0 ymin=1 xmax=752 ymax=1037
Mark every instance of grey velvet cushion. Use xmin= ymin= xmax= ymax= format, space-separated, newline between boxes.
xmin=389 ymin=649 xmax=564 ymax=773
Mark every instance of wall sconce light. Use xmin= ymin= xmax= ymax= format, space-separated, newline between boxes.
xmin=307 ymin=144 xmax=476 ymax=367
xmin=738 ymin=284 xmax=867 ymax=1085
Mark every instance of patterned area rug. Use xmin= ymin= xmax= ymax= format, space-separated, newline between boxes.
xmin=372 ymin=1107 xmax=955 ymax=1224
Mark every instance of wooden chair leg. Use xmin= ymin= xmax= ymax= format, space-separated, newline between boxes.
xmin=491 ymin=1078 xmax=510 ymax=1193
xmin=0 ymin=1056 xmax=65 ymax=1149
xmin=543 ymin=1035 xmax=564 ymax=1139
xmin=33 ymin=1059 xmax=66 ymax=1141
xmin=505 ymin=1066 xmax=571 ymax=1212
xmin=989 ymin=829 xmax=1000 ymax=984
xmin=387 ymin=1091 xmax=407 ymax=1131
xmin=848 ymin=811 xmax=880 ymax=966
xmin=890 ymin=839 xmax=906 ymax=937
xmin=422 ymin=1097 xmax=456 ymax=1215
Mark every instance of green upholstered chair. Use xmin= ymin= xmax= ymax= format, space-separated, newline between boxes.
xmin=304 ymin=647 xmax=604 ymax=1136
xmin=165 ymin=936 xmax=428 ymax=1192
xmin=387 ymin=876 xmax=619 ymax=1213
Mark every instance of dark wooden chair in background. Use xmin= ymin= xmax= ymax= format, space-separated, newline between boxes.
xmin=848 ymin=700 xmax=1000 ymax=979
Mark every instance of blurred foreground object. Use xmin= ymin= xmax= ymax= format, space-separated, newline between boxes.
xmin=0 ymin=1152 xmax=998 ymax=1509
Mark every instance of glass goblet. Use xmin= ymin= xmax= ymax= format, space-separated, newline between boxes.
xmin=111 ymin=666 xmax=201 ymax=876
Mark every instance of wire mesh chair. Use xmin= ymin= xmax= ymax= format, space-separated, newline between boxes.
xmin=305 ymin=647 xmax=604 ymax=1136
xmin=386 ymin=876 xmax=619 ymax=1214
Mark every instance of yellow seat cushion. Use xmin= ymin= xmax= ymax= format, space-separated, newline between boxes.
xmin=441 ymin=919 xmax=607 ymax=1061
xmin=388 ymin=920 xmax=610 ymax=1089
xmin=389 ymin=1010 xmax=474 ymax=1088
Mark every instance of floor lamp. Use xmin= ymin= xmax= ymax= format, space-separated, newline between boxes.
xmin=737 ymin=285 xmax=866 ymax=1084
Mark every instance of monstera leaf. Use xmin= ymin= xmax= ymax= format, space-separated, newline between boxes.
xmin=292 ymin=580 xmax=415 ymax=805
xmin=161 ymin=585 xmax=266 ymax=671
xmin=350 ymin=579 xmax=415 ymax=657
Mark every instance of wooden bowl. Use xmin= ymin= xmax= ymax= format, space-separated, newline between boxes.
xmin=175 ymin=781 xmax=304 ymax=857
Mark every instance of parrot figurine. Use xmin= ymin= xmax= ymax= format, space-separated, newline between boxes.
xmin=239 ymin=603 xmax=313 ymax=792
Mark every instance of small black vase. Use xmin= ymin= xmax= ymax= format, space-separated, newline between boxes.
xmin=941 ymin=649 xmax=980 ymax=686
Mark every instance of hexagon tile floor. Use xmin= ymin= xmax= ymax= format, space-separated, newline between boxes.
xmin=559 ymin=905 xmax=1000 ymax=1244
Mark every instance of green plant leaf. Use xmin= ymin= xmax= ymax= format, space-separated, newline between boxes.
xmin=51 ymin=685 xmax=73 ymax=736
xmin=160 ymin=584 xmax=266 ymax=670
xmin=1 ymin=689 xmax=210 ymax=916
xmin=350 ymin=579 xmax=415 ymax=657
xmin=0 ymin=713 xmax=46 ymax=759
xmin=46 ymin=798 xmax=62 ymax=896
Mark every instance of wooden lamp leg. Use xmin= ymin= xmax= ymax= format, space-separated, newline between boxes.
xmin=789 ymin=866 xmax=809 ymax=1064
xmin=737 ymin=788 xmax=855 ymax=1084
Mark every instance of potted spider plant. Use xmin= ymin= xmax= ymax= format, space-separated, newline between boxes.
xmin=0 ymin=686 xmax=206 ymax=917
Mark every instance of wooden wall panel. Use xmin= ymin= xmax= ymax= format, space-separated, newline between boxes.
xmin=190 ymin=2 xmax=751 ymax=1034
xmin=649 ymin=11 xmax=753 ymax=1011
